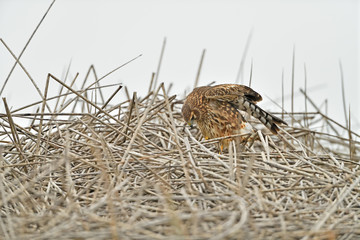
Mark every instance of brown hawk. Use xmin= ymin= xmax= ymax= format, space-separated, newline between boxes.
xmin=182 ymin=84 xmax=287 ymax=151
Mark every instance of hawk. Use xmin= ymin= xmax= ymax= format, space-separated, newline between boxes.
xmin=182 ymin=84 xmax=287 ymax=151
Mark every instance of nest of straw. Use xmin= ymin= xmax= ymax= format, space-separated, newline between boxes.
xmin=0 ymin=72 xmax=359 ymax=240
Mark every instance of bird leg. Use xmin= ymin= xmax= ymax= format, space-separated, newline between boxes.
xmin=218 ymin=143 xmax=224 ymax=154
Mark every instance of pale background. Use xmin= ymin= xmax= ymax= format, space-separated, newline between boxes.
xmin=0 ymin=0 xmax=359 ymax=132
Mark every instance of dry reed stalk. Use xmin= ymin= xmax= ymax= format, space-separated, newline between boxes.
xmin=235 ymin=28 xmax=253 ymax=84
xmin=193 ymin=49 xmax=206 ymax=89
xmin=153 ymin=37 xmax=166 ymax=91
xmin=0 ymin=64 xmax=359 ymax=240
xmin=0 ymin=0 xmax=56 ymax=96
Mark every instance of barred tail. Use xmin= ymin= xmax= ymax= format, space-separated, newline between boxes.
xmin=243 ymin=100 xmax=287 ymax=134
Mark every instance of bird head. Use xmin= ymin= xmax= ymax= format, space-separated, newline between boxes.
xmin=182 ymin=103 xmax=199 ymax=127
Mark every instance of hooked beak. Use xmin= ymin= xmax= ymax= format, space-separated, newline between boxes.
xmin=187 ymin=119 xmax=194 ymax=127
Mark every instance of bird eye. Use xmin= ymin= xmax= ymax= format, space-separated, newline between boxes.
xmin=189 ymin=112 xmax=196 ymax=121
xmin=190 ymin=110 xmax=199 ymax=121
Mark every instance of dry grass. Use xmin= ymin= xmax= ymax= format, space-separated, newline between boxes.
xmin=0 ymin=67 xmax=359 ymax=240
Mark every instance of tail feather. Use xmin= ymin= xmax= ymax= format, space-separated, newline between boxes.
xmin=243 ymin=99 xmax=287 ymax=134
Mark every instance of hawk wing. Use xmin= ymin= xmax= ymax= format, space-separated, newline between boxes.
xmin=204 ymin=84 xmax=287 ymax=134
xmin=204 ymin=84 xmax=262 ymax=104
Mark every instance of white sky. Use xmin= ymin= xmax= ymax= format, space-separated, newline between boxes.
xmin=0 ymin=0 xmax=359 ymax=131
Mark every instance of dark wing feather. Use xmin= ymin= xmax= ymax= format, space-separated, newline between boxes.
xmin=204 ymin=84 xmax=287 ymax=134
xmin=204 ymin=84 xmax=262 ymax=103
